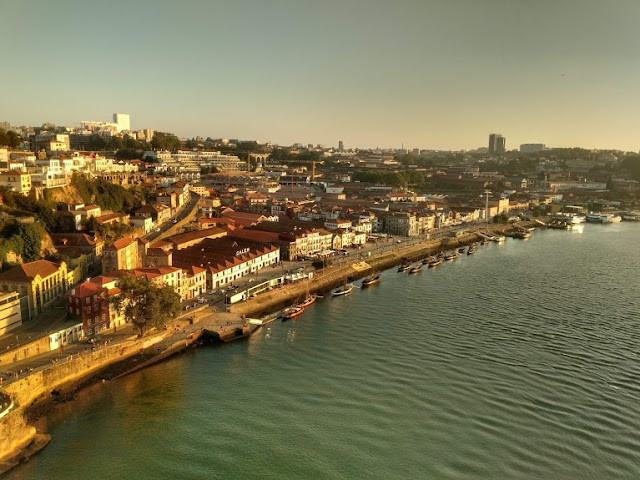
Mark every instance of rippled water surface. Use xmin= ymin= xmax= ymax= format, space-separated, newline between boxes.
xmin=8 ymin=223 xmax=640 ymax=479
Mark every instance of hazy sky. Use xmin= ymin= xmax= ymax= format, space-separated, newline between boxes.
xmin=2 ymin=0 xmax=640 ymax=150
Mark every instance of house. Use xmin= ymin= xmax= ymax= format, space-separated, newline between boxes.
xmin=0 ymin=292 xmax=22 ymax=336
xmin=189 ymin=184 xmax=209 ymax=197
xmin=121 ymin=267 xmax=184 ymax=299
xmin=324 ymin=219 xmax=352 ymax=230
xmin=167 ymin=181 xmax=190 ymax=208
xmin=96 ymin=212 xmax=130 ymax=226
xmin=75 ymin=204 xmax=102 ymax=218
xmin=181 ymin=265 xmax=207 ymax=300
xmin=67 ymin=281 xmax=110 ymax=336
xmin=102 ymin=237 xmax=145 ymax=274
xmin=50 ymin=233 xmax=104 ymax=279
xmin=0 ymin=170 xmax=31 ymax=195
xmin=0 ymin=260 xmax=71 ymax=319
xmin=68 ymin=276 xmax=127 ymax=335
xmin=135 ymin=203 xmax=171 ymax=226
xmin=156 ymin=191 xmax=178 ymax=210
xmin=130 ymin=215 xmax=154 ymax=234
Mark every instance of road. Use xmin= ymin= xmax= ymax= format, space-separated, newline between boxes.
xmin=145 ymin=191 xmax=200 ymax=242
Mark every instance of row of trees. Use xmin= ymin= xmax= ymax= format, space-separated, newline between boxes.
xmin=352 ymin=170 xmax=425 ymax=188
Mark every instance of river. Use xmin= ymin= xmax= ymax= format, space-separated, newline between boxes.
xmin=7 ymin=223 xmax=640 ymax=479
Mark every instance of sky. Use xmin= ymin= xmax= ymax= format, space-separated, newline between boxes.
xmin=2 ymin=0 xmax=640 ymax=151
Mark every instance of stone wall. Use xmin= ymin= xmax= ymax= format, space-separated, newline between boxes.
xmin=0 ymin=336 xmax=51 ymax=368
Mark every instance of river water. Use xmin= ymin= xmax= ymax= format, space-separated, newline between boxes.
xmin=7 ymin=223 xmax=640 ymax=480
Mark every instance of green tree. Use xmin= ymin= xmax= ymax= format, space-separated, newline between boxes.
xmin=82 ymin=216 xmax=100 ymax=235
xmin=111 ymin=274 xmax=182 ymax=337
xmin=18 ymin=223 xmax=43 ymax=262
xmin=151 ymin=132 xmax=182 ymax=151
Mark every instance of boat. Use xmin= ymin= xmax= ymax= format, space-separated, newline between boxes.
xmin=444 ymin=253 xmax=457 ymax=261
xmin=282 ymin=306 xmax=304 ymax=320
xmin=296 ymin=294 xmax=317 ymax=308
xmin=622 ymin=212 xmax=640 ymax=221
xmin=408 ymin=265 xmax=422 ymax=274
xmin=586 ymin=213 xmax=622 ymax=223
xmin=428 ymin=259 xmax=442 ymax=267
xmin=332 ymin=283 xmax=354 ymax=296
xmin=398 ymin=264 xmax=411 ymax=273
xmin=421 ymin=257 xmax=432 ymax=265
xmin=361 ymin=273 xmax=381 ymax=287
xmin=602 ymin=214 xmax=622 ymax=223
xmin=491 ymin=235 xmax=505 ymax=243
xmin=467 ymin=246 xmax=476 ymax=255
xmin=513 ymin=231 xmax=532 ymax=239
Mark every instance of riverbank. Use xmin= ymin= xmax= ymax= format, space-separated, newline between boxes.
xmin=229 ymin=225 xmax=527 ymax=318
xmin=0 ymin=221 xmax=538 ymax=473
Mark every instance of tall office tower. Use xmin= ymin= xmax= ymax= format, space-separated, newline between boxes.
xmin=338 ymin=140 xmax=344 ymax=152
xmin=113 ymin=113 xmax=131 ymax=132
xmin=488 ymin=133 xmax=506 ymax=154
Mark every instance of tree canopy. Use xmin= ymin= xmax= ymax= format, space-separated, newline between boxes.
xmin=151 ymin=132 xmax=182 ymax=151
xmin=71 ymin=173 xmax=145 ymax=214
xmin=352 ymin=170 xmax=425 ymax=188
xmin=110 ymin=274 xmax=182 ymax=337
xmin=0 ymin=129 xmax=20 ymax=149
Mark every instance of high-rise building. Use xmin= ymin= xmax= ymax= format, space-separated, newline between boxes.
xmin=488 ymin=133 xmax=506 ymax=154
xmin=519 ymin=143 xmax=545 ymax=153
xmin=113 ymin=113 xmax=130 ymax=132
xmin=338 ymin=140 xmax=344 ymax=152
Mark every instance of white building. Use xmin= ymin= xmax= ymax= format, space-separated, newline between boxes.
xmin=113 ymin=113 xmax=131 ymax=132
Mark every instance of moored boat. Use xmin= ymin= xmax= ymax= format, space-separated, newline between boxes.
xmin=398 ymin=264 xmax=411 ymax=273
xmin=408 ymin=265 xmax=422 ymax=274
xmin=296 ymin=294 xmax=317 ymax=308
xmin=428 ymin=259 xmax=442 ymax=267
xmin=282 ymin=306 xmax=304 ymax=320
xmin=444 ymin=252 xmax=458 ymax=261
xmin=332 ymin=284 xmax=354 ymax=296
xmin=361 ymin=273 xmax=381 ymax=287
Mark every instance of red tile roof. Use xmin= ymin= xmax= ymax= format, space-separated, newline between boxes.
xmin=0 ymin=260 xmax=63 ymax=283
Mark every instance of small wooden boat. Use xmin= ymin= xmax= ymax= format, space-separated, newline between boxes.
xmin=467 ymin=247 xmax=476 ymax=255
xmin=408 ymin=265 xmax=422 ymax=274
xmin=428 ymin=259 xmax=442 ymax=268
xmin=422 ymin=257 xmax=432 ymax=265
xmin=362 ymin=273 xmax=381 ymax=287
xmin=282 ymin=306 xmax=304 ymax=320
xmin=398 ymin=264 xmax=411 ymax=273
xmin=296 ymin=295 xmax=317 ymax=308
xmin=444 ymin=253 xmax=458 ymax=261
xmin=332 ymin=284 xmax=354 ymax=296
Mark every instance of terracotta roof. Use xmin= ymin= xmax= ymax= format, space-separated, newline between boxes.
xmin=107 ymin=237 xmax=136 ymax=251
xmin=90 ymin=275 xmax=117 ymax=286
xmin=68 ymin=281 xmax=105 ymax=299
xmin=0 ymin=260 xmax=63 ymax=283
xmin=96 ymin=213 xmax=129 ymax=225
xmin=168 ymin=227 xmax=227 ymax=247
xmin=50 ymin=233 xmax=96 ymax=248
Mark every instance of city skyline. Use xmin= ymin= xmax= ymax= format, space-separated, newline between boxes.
xmin=3 ymin=0 xmax=640 ymax=151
